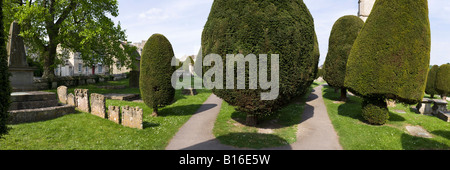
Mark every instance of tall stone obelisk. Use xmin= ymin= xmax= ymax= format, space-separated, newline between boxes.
xmin=7 ymin=21 xmax=36 ymax=92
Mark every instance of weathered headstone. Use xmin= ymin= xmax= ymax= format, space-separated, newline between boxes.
xmin=108 ymin=106 xmax=121 ymax=124
xmin=405 ymin=125 xmax=433 ymax=138
xmin=75 ymin=89 xmax=89 ymax=112
xmin=432 ymin=99 xmax=448 ymax=116
xmin=7 ymin=21 xmax=36 ymax=92
xmin=57 ymin=86 xmax=68 ymax=104
xmin=416 ymin=98 xmax=433 ymax=115
xmin=67 ymin=93 xmax=76 ymax=106
xmin=90 ymin=93 xmax=106 ymax=118
xmin=121 ymin=106 xmax=143 ymax=129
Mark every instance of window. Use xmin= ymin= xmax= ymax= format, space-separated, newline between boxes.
xmin=78 ymin=64 xmax=82 ymax=73
xmin=98 ymin=65 xmax=102 ymax=73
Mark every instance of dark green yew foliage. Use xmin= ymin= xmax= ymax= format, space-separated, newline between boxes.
xmin=362 ymin=97 xmax=389 ymax=125
xmin=323 ymin=15 xmax=364 ymax=90
xmin=201 ymin=0 xmax=318 ymax=125
xmin=345 ymin=0 xmax=431 ymax=104
xmin=139 ymin=34 xmax=176 ymax=116
xmin=0 ymin=0 xmax=12 ymax=137
xmin=425 ymin=65 xmax=439 ymax=97
xmin=344 ymin=0 xmax=431 ymax=125
xmin=436 ymin=64 xmax=450 ymax=96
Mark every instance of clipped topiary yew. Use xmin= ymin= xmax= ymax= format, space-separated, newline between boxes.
xmin=436 ymin=64 xmax=450 ymax=100
xmin=425 ymin=65 xmax=439 ymax=98
xmin=202 ymin=0 xmax=318 ymax=126
xmin=323 ymin=15 xmax=364 ymax=101
xmin=344 ymin=0 xmax=431 ymax=125
xmin=0 ymin=0 xmax=11 ymax=137
xmin=140 ymin=34 xmax=176 ymax=117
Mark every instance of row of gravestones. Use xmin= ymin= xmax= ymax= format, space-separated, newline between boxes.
xmin=57 ymin=86 xmax=143 ymax=129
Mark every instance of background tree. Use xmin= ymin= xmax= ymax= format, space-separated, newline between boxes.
xmin=344 ymin=0 xmax=431 ymax=125
xmin=4 ymin=0 xmax=132 ymax=79
xmin=436 ymin=64 xmax=450 ymax=100
xmin=425 ymin=65 xmax=439 ymax=98
xmin=202 ymin=0 xmax=318 ymax=126
xmin=323 ymin=15 xmax=364 ymax=101
xmin=0 ymin=0 xmax=12 ymax=138
xmin=140 ymin=34 xmax=176 ymax=117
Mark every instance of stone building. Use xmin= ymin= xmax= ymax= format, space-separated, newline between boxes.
xmin=358 ymin=0 xmax=376 ymax=22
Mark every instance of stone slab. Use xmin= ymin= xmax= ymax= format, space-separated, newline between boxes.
xmin=437 ymin=111 xmax=450 ymax=122
xmin=104 ymin=93 xmax=140 ymax=101
xmin=57 ymin=86 xmax=68 ymax=104
xmin=121 ymin=106 xmax=143 ymax=129
xmin=406 ymin=125 xmax=433 ymax=138
xmin=75 ymin=89 xmax=89 ymax=113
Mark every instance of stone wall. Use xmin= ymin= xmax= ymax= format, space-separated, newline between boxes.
xmin=33 ymin=74 xmax=127 ymax=91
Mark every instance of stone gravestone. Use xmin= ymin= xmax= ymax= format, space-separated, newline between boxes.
xmin=7 ymin=21 xmax=36 ymax=92
xmin=437 ymin=110 xmax=450 ymax=122
xmin=90 ymin=93 xmax=106 ymax=118
xmin=121 ymin=106 xmax=143 ymax=129
xmin=432 ymin=99 xmax=448 ymax=116
xmin=108 ymin=106 xmax=121 ymax=124
xmin=57 ymin=86 xmax=68 ymax=104
xmin=67 ymin=93 xmax=76 ymax=106
xmin=416 ymin=98 xmax=433 ymax=115
xmin=75 ymin=89 xmax=90 ymax=112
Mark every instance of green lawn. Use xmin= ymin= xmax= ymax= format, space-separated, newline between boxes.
xmin=212 ymin=82 xmax=319 ymax=149
xmin=0 ymin=78 xmax=211 ymax=150
xmin=322 ymin=85 xmax=450 ymax=150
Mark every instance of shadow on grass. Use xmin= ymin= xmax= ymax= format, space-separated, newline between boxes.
xmin=158 ymin=104 xmax=217 ymax=117
xmin=431 ymin=130 xmax=450 ymax=140
xmin=401 ymin=133 xmax=449 ymax=150
xmin=215 ymin=133 xmax=292 ymax=149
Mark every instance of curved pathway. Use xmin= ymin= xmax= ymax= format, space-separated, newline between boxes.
xmin=166 ymin=84 xmax=342 ymax=150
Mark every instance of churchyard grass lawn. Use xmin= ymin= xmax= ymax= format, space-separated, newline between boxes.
xmin=212 ymin=82 xmax=319 ymax=149
xmin=0 ymin=78 xmax=211 ymax=150
xmin=322 ymin=85 xmax=450 ymax=150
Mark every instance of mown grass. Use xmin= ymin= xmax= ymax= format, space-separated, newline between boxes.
xmin=212 ymin=82 xmax=319 ymax=149
xmin=0 ymin=78 xmax=211 ymax=150
xmin=322 ymin=85 xmax=450 ymax=150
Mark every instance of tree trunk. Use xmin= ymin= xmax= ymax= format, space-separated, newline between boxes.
xmin=340 ymin=88 xmax=347 ymax=101
xmin=430 ymin=94 xmax=434 ymax=99
xmin=42 ymin=45 xmax=57 ymax=80
xmin=151 ymin=107 xmax=158 ymax=117
xmin=245 ymin=113 xmax=258 ymax=127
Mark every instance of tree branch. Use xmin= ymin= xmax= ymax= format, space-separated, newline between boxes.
xmin=55 ymin=0 xmax=77 ymax=26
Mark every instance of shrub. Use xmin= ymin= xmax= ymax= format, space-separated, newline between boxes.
xmin=425 ymin=65 xmax=439 ymax=98
xmin=323 ymin=15 xmax=364 ymax=101
xmin=201 ymin=0 xmax=318 ymax=126
xmin=344 ymin=0 xmax=431 ymax=124
xmin=436 ymin=64 xmax=450 ymax=99
xmin=361 ymin=97 xmax=390 ymax=125
xmin=139 ymin=34 xmax=176 ymax=116
xmin=0 ymin=0 xmax=11 ymax=137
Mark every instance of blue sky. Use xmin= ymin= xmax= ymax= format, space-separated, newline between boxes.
xmin=113 ymin=0 xmax=450 ymax=65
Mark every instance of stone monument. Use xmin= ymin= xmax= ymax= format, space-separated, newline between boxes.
xmin=7 ymin=21 xmax=36 ymax=92
xmin=358 ymin=0 xmax=375 ymax=22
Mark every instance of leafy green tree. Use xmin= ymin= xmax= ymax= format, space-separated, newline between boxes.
xmin=140 ymin=34 xmax=176 ymax=117
xmin=425 ymin=65 xmax=439 ymax=98
xmin=4 ymin=0 xmax=131 ymax=79
xmin=344 ymin=0 xmax=431 ymax=125
xmin=323 ymin=15 xmax=364 ymax=101
xmin=0 ymin=0 xmax=12 ymax=138
xmin=202 ymin=0 xmax=318 ymax=126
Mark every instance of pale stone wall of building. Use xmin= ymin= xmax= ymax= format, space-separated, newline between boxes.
xmin=358 ymin=0 xmax=376 ymax=22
